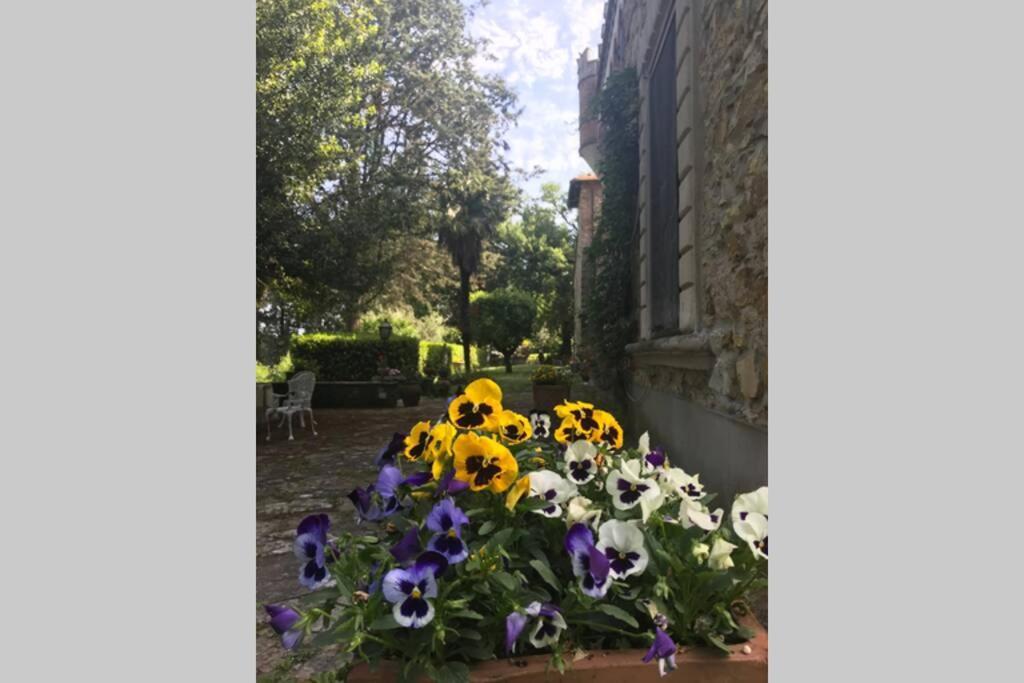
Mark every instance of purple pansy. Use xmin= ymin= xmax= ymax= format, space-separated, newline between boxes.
xmin=425 ymin=498 xmax=470 ymax=564
xmin=506 ymin=602 xmax=566 ymax=653
xmin=265 ymin=604 xmax=303 ymax=650
xmin=505 ymin=611 xmax=528 ymax=654
xmin=436 ymin=468 xmax=470 ymax=497
xmin=374 ymin=432 xmax=407 ymax=467
xmin=381 ymin=552 xmax=448 ymax=628
xmin=293 ymin=514 xmax=332 ymax=589
xmin=347 ymin=465 xmax=404 ymax=522
xmin=401 ymin=470 xmax=433 ymax=488
xmin=644 ymin=447 xmax=667 ymax=470
xmin=565 ymin=523 xmax=611 ymax=598
xmin=642 ymin=626 xmax=678 ymax=677
xmin=389 ymin=527 xmax=423 ymax=564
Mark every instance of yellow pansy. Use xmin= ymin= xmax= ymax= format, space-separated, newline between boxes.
xmin=452 ymin=431 xmax=519 ymax=493
xmin=529 ymin=456 xmax=547 ymax=467
xmin=448 ymin=378 xmax=503 ymax=431
xmin=497 ymin=410 xmax=532 ymax=445
xmin=428 ymin=422 xmax=457 ymax=461
xmin=554 ymin=400 xmax=601 ymax=435
xmin=592 ymin=410 xmax=624 ymax=450
xmin=554 ymin=416 xmax=589 ymax=445
xmin=505 ymin=474 xmax=532 ymax=511
xmin=402 ymin=420 xmax=433 ymax=461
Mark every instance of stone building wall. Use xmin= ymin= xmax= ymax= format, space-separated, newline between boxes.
xmin=574 ymin=0 xmax=767 ymax=501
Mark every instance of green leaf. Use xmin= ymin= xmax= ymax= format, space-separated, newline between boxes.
xmin=435 ymin=661 xmax=470 ymax=683
xmin=477 ymin=520 xmax=496 ymax=536
xmin=705 ymin=633 xmax=732 ymax=654
xmin=451 ymin=609 xmax=485 ymax=620
xmin=459 ymin=628 xmax=482 ymax=641
xmin=368 ymin=613 xmax=401 ymax=631
xmin=596 ymin=604 xmax=640 ymax=629
xmin=529 ymin=558 xmax=561 ymax=592
xmin=490 ymin=570 xmax=519 ymax=592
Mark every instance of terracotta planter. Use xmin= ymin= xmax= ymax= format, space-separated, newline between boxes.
xmin=532 ymin=383 xmax=571 ymax=412
xmin=348 ymin=615 xmax=766 ymax=682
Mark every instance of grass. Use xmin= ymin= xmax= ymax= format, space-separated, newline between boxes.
xmin=466 ymin=363 xmax=536 ymax=394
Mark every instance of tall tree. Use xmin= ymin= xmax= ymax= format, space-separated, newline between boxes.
xmin=257 ymin=0 xmax=519 ymax=354
xmin=437 ymin=156 xmax=518 ymax=373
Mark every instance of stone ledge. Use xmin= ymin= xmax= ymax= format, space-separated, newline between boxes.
xmin=625 ymin=332 xmax=714 ymax=370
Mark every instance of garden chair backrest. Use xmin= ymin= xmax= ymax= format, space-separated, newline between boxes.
xmin=286 ymin=371 xmax=316 ymax=408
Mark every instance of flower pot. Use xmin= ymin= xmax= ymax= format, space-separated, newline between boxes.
xmin=532 ymin=383 xmax=570 ymax=412
xmin=347 ymin=613 xmax=767 ymax=682
xmin=398 ymin=383 xmax=422 ymax=407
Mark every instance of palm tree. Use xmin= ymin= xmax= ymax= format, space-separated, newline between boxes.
xmin=437 ymin=166 xmax=516 ymax=374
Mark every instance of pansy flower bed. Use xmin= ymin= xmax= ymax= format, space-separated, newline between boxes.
xmin=265 ymin=379 xmax=767 ymax=681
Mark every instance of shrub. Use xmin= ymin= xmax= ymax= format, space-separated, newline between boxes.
xmin=471 ymin=289 xmax=536 ymax=373
xmin=418 ymin=341 xmax=485 ymax=377
xmin=256 ymin=353 xmax=293 ymax=383
xmin=531 ymin=364 xmax=572 ymax=386
xmin=290 ymin=333 xmax=419 ymax=381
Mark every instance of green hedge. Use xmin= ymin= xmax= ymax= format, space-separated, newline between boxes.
xmin=290 ymin=333 xmax=420 ymax=381
xmin=418 ymin=342 xmax=485 ymax=376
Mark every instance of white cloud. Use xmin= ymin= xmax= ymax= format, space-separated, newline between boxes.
xmin=465 ymin=0 xmax=606 ymax=196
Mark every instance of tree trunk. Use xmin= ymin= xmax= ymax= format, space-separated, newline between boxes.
xmin=459 ymin=266 xmax=472 ymax=374
xmin=503 ymin=352 xmax=513 ymax=373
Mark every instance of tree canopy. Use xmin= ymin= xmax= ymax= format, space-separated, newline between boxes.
xmin=257 ymin=0 xmax=519 ymax=360
xmin=471 ymin=289 xmax=536 ymax=372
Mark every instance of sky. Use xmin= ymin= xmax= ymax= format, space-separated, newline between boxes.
xmin=465 ymin=0 xmax=606 ymax=200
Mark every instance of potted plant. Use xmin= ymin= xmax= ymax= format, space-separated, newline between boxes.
xmin=399 ymin=371 xmax=423 ymax=407
xmin=435 ymin=366 xmax=451 ymax=398
xmin=532 ymin=364 xmax=572 ymax=412
xmin=264 ymin=379 xmax=768 ymax=682
xmin=420 ymin=368 xmax=436 ymax=397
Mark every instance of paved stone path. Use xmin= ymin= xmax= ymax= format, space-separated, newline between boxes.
xmin=256 ymin=392 xmax=534 ymax=680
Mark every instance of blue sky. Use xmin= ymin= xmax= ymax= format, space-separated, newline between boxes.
xmin=465 ymin=0 xmax=606 ymax=200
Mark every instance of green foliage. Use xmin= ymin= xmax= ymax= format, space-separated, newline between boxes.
xmin=256 ymin=353 xmax=294 ymax=383
xmin=290 ymin=333 xmax=419 ymax=380
xmin=530 ymin=364 xmax=572 ymax=386
xmin=485 ymin=183 xmax=576 ymax=358
xmin=580 ymin=69 xmax=640 ymax=393
xmin=418 ymin=342 xmax=484 ymax=376
xmin=470 ymin=289 xmax=536 ymax=372
xmin=257 ymin=0 xmax=518 ymax=349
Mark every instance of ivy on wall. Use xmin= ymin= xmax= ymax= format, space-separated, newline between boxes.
xmin=580 ymin=68 xmax=639 ymax=395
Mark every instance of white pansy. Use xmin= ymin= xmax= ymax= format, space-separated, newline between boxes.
xmin=528 ymin=470 xmax=577 ymax=518
xmin=691 ymin=541 xmax=710 ymax=562
xmin=657 ymin=467 xmax=706 ymax=503
xmin=735 ymin=511 xmax=768 ymax=560
xmin=687 ymin=506 xmax=724 ymax=532
xmin=732 ymin=486 xmax=768 ymax=530
xmin=596 ymin=519 xmax=649 ymax=579
xmin=563 ymin=440 xmax=598 ymax=485
xmin=565 ymin=495 xmax=602 ymax=528
xmin=708 ymin=538 xmax=737 ymax=571
xmin=638 ymin=431 xmax=650 ymax=455
xmin=678 ymin=496 xmax=703 ymax=528
xmin=605 ymin=459 xmax=663 ymax=521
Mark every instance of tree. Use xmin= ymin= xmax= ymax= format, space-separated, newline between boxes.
xmin=257 ymin=0 xmax=519 ymax=356
xmin=437 ymin=154 xmax=519 ymax=373
xmin=472 ymin=289 xmax=536 ymax=373
xmin=485 ymin=183 xmax=576 ymax=357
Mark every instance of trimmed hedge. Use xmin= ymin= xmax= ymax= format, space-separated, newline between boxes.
xmin=418 ymin=342 xmax=485 ymax=376
xmin=290 ymin=333 xmax=420 ymax=381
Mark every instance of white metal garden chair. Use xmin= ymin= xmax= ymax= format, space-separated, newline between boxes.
xmin=265 ymin=371 xmax=318 ymax=441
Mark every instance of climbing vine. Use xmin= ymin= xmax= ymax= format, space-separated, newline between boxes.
xmin=580 ymin=68 xmax=639 ymax=394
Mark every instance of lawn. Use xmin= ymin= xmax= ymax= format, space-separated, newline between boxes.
xmin=466 ymin=363 xmax=535 ymax=395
